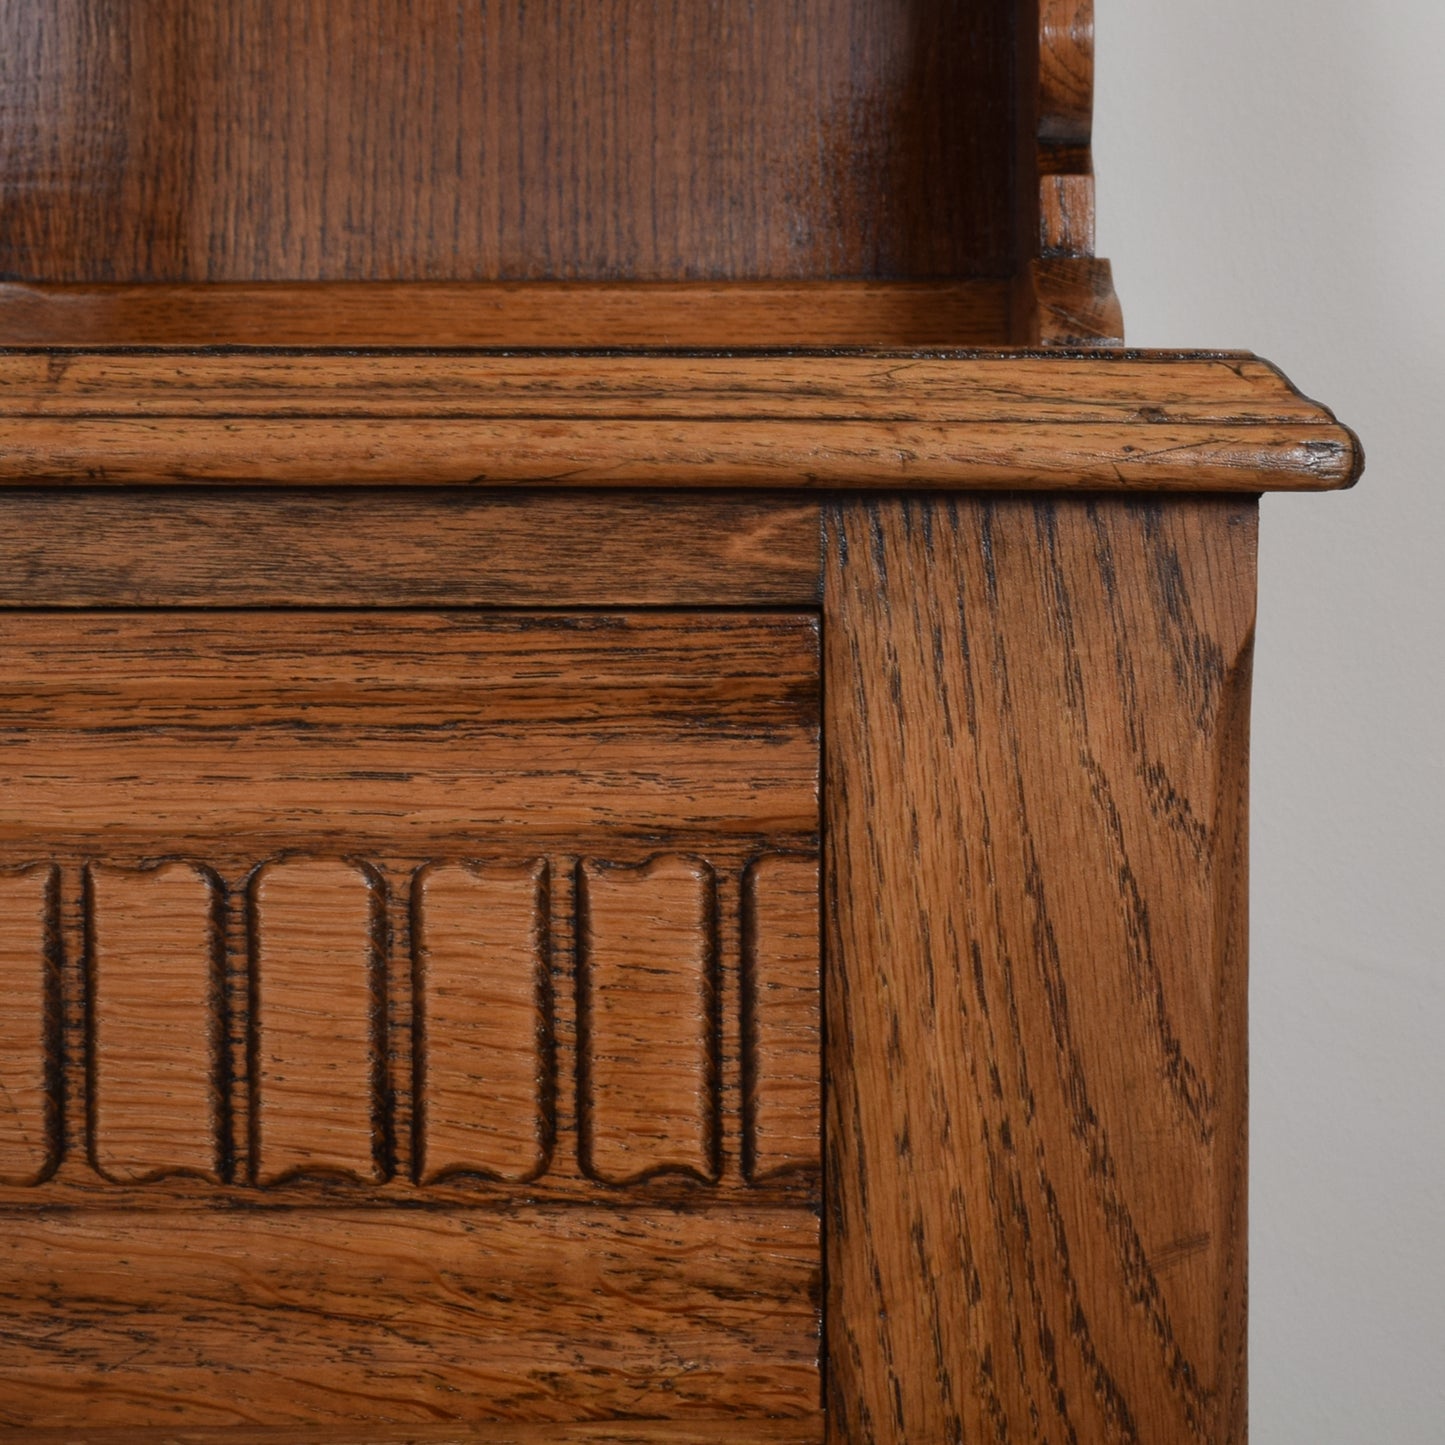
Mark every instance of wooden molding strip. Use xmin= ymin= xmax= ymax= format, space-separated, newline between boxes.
xmin=0 ymin=281 xmax=1015 ymax=350
xmin=0 ymin=350 xmax=1360 ymax=492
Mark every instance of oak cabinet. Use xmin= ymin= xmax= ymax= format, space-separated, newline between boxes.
xmin=0 ymin=4 xmax=1358 ymax=1442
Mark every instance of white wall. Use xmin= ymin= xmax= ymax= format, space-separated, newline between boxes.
xmin=1095 ymin=4 xmax=1445 ymax=1440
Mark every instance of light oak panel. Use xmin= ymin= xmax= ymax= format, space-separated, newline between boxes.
xmin=249 ymin=860 xmax=384 ymax=1185
xmin=88 ymin=863 xmax=223 ymax=1183
xmin=743 ymin=855 xmax=822 ymax=1182
xmin=824 ymin=496 xmax=1256 ymax=1444
xmin=414 ymin=862 xmax=550 ymax=1184
xmin=0 ymin=866 xmax=57 ymax=1186
xmin=579 ymin=858 xmax=718 ymax=1185
xmin=0 ymin=1206 xmax=821 ymax=1428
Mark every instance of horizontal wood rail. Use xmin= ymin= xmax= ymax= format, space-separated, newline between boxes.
xmin=0 ymin=350 xmax=1361 ymax=492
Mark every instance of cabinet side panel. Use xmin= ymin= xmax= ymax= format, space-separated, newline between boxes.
xmin=823 ymin=496 xmax=1255 ymax=1444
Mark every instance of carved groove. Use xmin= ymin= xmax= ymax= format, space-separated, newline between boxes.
xmin=88 ymin=863 xmax=225 ymax=1183
xmin=0 ymin=852 xmax=821 ymax=1193
xmin=0 ymin=866 xmax=60 ymax=1186
xmin=578 ymin=856 xmax=719 ymax=1185
xmin=413 ymin=861 xmax=551 ymax=1184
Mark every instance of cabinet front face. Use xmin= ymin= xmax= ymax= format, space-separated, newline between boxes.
xmin=0 ymin=610 xmax=824 ymax=1435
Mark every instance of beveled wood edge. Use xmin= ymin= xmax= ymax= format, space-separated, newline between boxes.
xmin=0 ymin=350 xmax=1362 ymax=492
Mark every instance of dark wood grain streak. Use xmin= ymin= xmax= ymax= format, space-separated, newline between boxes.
xmin=0 ymin=1206 xmax=821 ymax=1428
xmin=823 ymin=496 xmax=1255 ymax=1443
xmin=0 ymin=1 xmax=1014 ymax=284
xmin=0 ymin=490 xmax=824 ymax=609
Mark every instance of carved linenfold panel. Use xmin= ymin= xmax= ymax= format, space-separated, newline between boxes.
xmin=249 ymin=859 xmax=385 ymax=1185
xmin=89 ymin=863 xmax=223 ymax=1183
xmin=414 ymin=861 xmax=550 ymax=1184
xmin=0 ymin=867 xmax=58 ymax=1186
xmin=0 ymin=850 xmax=821 ymax=1194
xmin=743 ymin=855 xmax=822 ymax=1181
xmin=579 ymin=857 xmax=718 ymax=1184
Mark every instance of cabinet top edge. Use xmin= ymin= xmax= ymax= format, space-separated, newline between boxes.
xmin=0 ymin=350 xmax=1361 ymax=494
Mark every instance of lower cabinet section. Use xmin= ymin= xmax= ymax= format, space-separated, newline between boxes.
xmin=0 ymin=610 xmax=823 ymax=1434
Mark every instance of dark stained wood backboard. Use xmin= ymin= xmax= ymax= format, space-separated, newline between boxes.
xmin=0 ymin=0 xmax=1017 ymax=284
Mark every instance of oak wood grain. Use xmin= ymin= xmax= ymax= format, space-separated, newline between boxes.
xmin=0 ymin=1 xmax=1014 ymax=284
xmin=414 ymin=861 xmax=550 ymax=1185
xmin=578 ymin=857 xmax=718 ymax=1186
xmin=743 ymin=855 xmax=823 ymax=1183
xmin=0 ymin=489 xmax=824 ymax=608
xmin=249 ymin=859 xmax=386 ymax=1185
xmin=0 ymin=1205 xmax=821 ymax=1428
xmin=0 ymin=612 xmax=820 ymax=853
xmin=0 ymin=866 xmax=58 ymax=1186
xmin=0 ymin=281 xmax=1014 ymax=349
xmin=0 ymin=350 xmax=1361 ymax=492
xmin=824 ymin=495 xmax=1255 ymax=1443
xmin=88 ymin=862 xmax=223 ymax=1183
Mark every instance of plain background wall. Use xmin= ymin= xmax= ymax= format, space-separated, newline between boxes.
xmin=1095 ymin=4 xmax=1445 ymax=1440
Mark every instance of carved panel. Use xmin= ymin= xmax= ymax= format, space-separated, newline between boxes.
xmin=89 ymin=863 xmax=224 ymax=1183
xmin=413 ymin=861 xmax=550 ymax=1184
xmin=0 ymin=866 xmax=58 ymax=1186
xmin=578 ymin=857 xmax=719 ymax=1184
xmin=249 ymin=859 xmax=386 ymax=1185
xmin=0 ymin=850 xmax=821 ymax=1194
xmin=743 ymin=854 xmax=823 ymax=1181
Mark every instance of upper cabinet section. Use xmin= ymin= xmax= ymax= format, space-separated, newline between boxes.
xmin=0 ymin=1 xmax=1115 ymax=346
xmin=0 ymin=0 xmax=1018 ymax=284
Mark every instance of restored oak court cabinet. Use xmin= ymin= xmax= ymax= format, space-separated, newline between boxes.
xmin=0 ymin=4 xmax=1359 ymax=1442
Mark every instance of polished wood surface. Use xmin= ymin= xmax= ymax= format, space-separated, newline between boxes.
xmin=824 ymin=495 xmax=1255 ymax=1442
xmin=0 ymin=1 xmax=1014 ymax=285
xmin=0 ymin=349 xmax=1362 ymax=491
